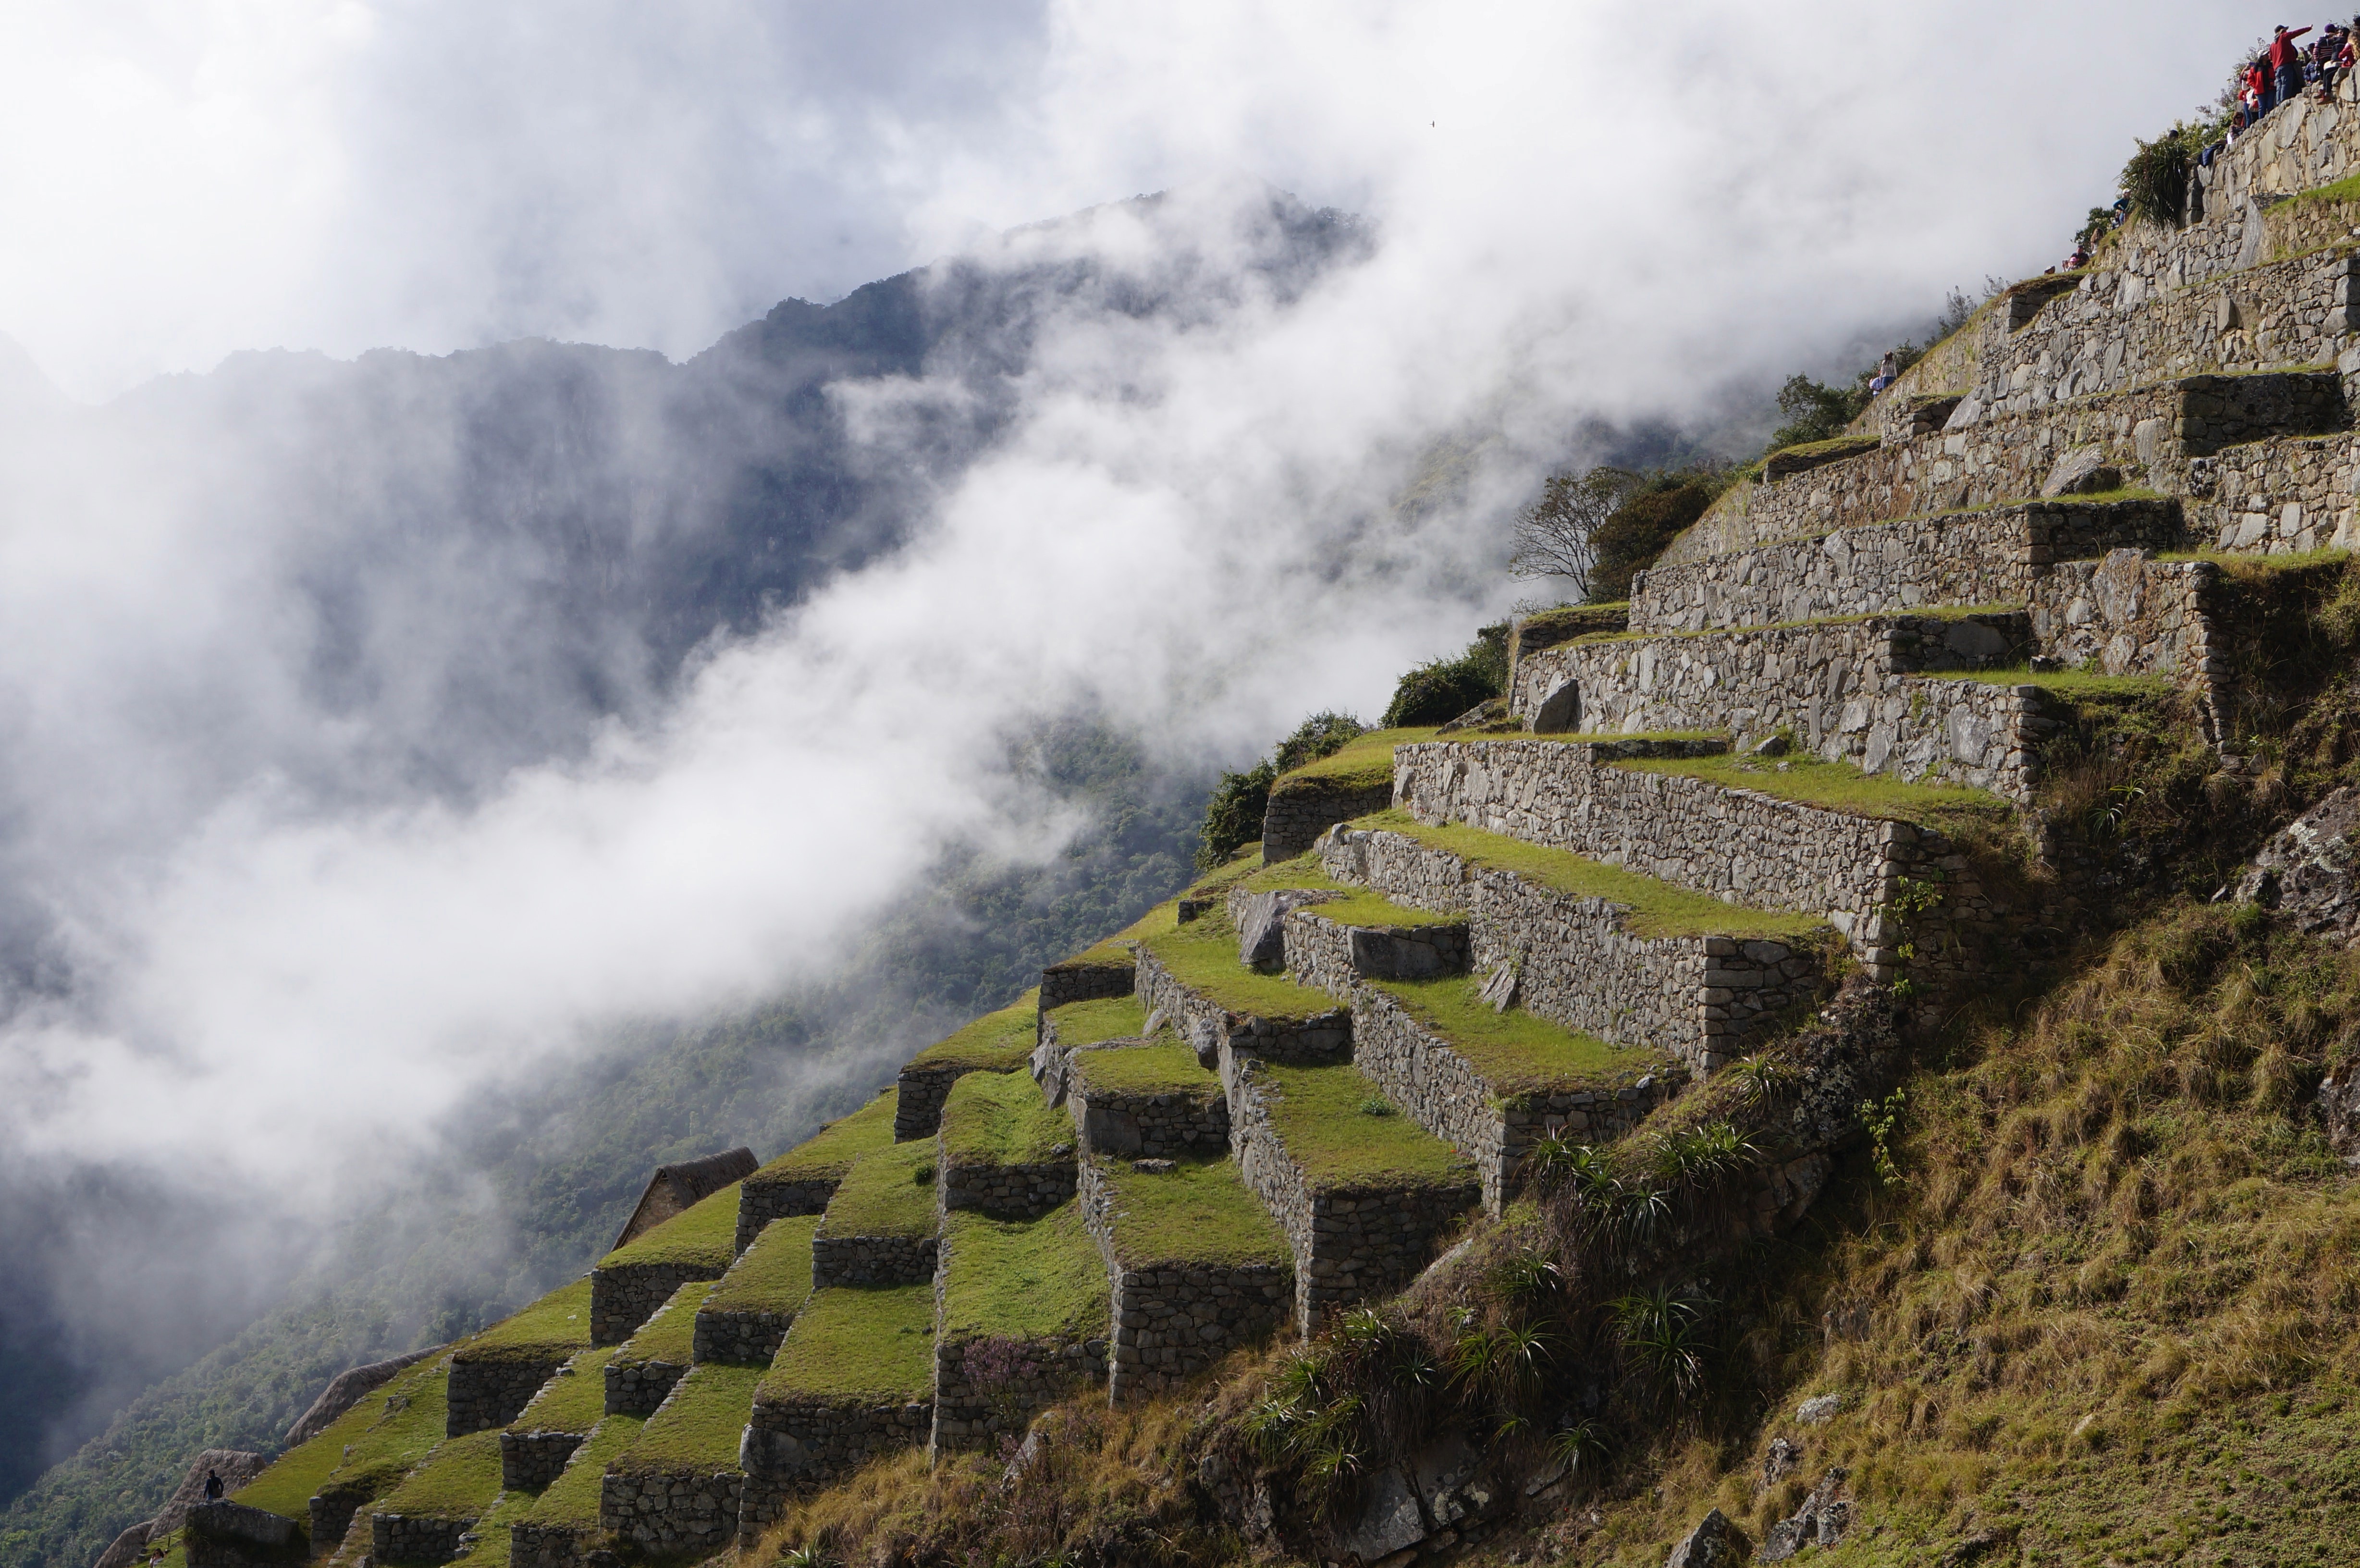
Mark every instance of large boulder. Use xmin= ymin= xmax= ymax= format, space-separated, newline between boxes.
xmin=2235 ymin=786 xmax=2360 ymax=943
xmin=282 ymin=1345 xmax=444 ymax=1447
xmin=1664 ymin=1507 xmax=1749 ymax=1568
xmin=1236 ymin=889 xmax=1331 ymax=969
xmin=1333 ymin=1466 xmax=1425 ymax=1563
xmin=154 ymin=1451 xmax=270 ymax=1535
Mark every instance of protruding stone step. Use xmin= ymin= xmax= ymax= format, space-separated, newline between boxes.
xmin=1313 ymin=820 xmax=1830 ymax=1074
xmin=738 ymin=1285 xmax=935 ymax=1536
xmin=736 ymin=1090 xmax=897 ymax=1252
xmin=597 ymin=1362 xmax=759 ymax=1559
xmin=935 ymin=1067 xmax=1077 ymax=1219
xmin=449 ymin=1279 xmax=593 ymax=1435
xmin=1075 ymin=1152 xmax=1291 ymax=1404
xmin=589 ymin=1183 xmax=741 ymax=1347
xmin=1064 ymin=1040 xmax=1229 ymax=1160
xmin=930 ymin=1198 xmax=1109 ymax=1456
xmin=604 ymin=1280 xmax=705 ymax=1416
xmin=1132 ymin=906 xmax=1352 ymax=1067
xmin=693 ymin=1216 xmax=817 ymax=1366
xmin=811 ymin=1143 xmax=939 ymax=1288
xmin=893 ymin=997 xmax=1039 ymax=1140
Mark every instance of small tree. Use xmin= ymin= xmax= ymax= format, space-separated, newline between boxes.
xmin=1195 ymin=711 xmax=1367 ymax=869
xmin=1507 ymin=466 xmax=1641 ymax=593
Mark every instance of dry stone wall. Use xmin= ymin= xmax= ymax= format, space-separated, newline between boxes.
xmin=1133 ymin=946 xmax=1353 ymax=1067
xmin=591 ymin=1262 xmax=722 ymax=1347
xmin=446 ymin=1353 xmax=568 ymax=1437
xmin=811 ymin=1234 xmax=936 ymax=1289
xmin=1069 ymin=1068 xmax=1228 ymax=1158
xmin=1314 ymin=825 xmax=1825 ymax=1073
xmin=938 ymin=1150 xmax=1077 ymax=1218
xmin=736 ymin=1176 xmax=836 ymax=1254
xmin=184 ymin=1504 xmax=299 ymax=1568
xmin=1278 ymin=907 xmax=1470 ymax=996
xmin=893 ymin=1065 xmax=968 ymax=1142
xmin=693 ymin=1303 xmax=794 ymax=1367
xmin=738 ymin=1398 xmax=931 ymax=1539
xmin=601 ymin=1468 xmax=743 ymax=1558
xmin=1263 ymin=779 xmax=1396 ymax=864
xmin=929 ymin=1333 xmax=1104 ymax=1455
xmin=507 ymin=1521 xmax=592 ymax=1568
xmin=604 ymin=1355 xmax=688 ymax=1417
xmin=372 ymin=1512 xmax=470 ymax=1566
xmin=1039 ymin=958 xmax=1135 ymax=1012
xmin=500 ymin=1429 xmax=585 ymax=1492
xmin=2030 ymin=551 xmax=2223 ymax=683
xmin=1629 ymin=501 xmax=2186 ymax=634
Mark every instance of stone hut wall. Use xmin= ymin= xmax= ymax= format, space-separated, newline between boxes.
xmin=499 ymin=1429 xmax=585 ymax=1492
xmin=446 ymin=1353 xmax=568 ymax=1437
xmin=1628 ymin=501 xmax=2187 ymax=634
xmin=1263 ymin=780 xmax=1396 ymax=864
xmin=591 ymin=1262 xmax=724 ymax=1347
xmin=1132 ymin=947 xmax=1353 ymax=1067
xmin=735 ymin=1177 xmax=836 ymax=1254
xmin=692 ymin=1305 xmax=794 ymax=1367
xmin=1074 ymin=1157 xmax=1292 ymax=1404
xmin=929 ymin=1334 xmax=1104 ymax=1456
xmin=372 ymin=1513 xmax=470 ymax=1567
xmin=308 ymin=1484 xmax=380 ymax=1559
xmin=738 ymin=1398 xmax=932 ymax=1541
xmin=938 ymin=1153 xmax=1077 ymax=1219
xmin=1314 ymin=826 xmax=1824 ymax=1073
xmin=603 ymin=1356 xmax=688 ymax=1417
xmin=600 ymin=1468 xmax=743 ymax=1559
xmin=811 ymin=1235 xmax=937 ymax=1289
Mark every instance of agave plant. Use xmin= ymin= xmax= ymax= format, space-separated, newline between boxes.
xmin=1610 ymin=1284 xmax=1713 ymax=1408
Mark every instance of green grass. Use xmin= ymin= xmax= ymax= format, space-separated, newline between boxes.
xmin=1088 ymin=1154 xmax=1292 ymax=1269
xmin=446 ymin=1488 xmax=534 ymax=1568
xmin=940 ymin=1201 xmax=1110 ymax=1345
xmin=759 ymin=1286 xmax=936 ymax=1405
xmin=815 ymin=1142 xmax=937 ymax=1239
xmin=1063 ymin=850 xmax=1267 ymax=968
xmin=464 ymin=1278 xmax=594 ymax=1361
xmin=1254 ymin=1062 xmax=1477 ymax=1191
xmin=1355 ymin=810 xmax=1828 ymax=941
xmin=508 ymin=1347 xmax=616 ymax=1435
xmin=1071 ymin=1041 xmax=1219 ymax=1098
xmin=751 ymin=1090 xmax=897 ymax=1185
xmin=1942 ymin=664 xmax=2174 ymax=700
xmin=1236 ymin=857 xmax=1456 ymax=929
xmin=1139 ymin=911 xmax=1341 ymax=1020
xmin=615 ymin=1279 xmax=707 ymax=1365
xmin=521 ymin=1415 xmax=644 ymax=1528
xmin=907 ymin=996 xmax=1041 ymax=1072
xmin=595 ymin=1182 xmax=741 ymax=1272
xmin=1045 ymin=992 xmax=1147 ymax=1047
xmin=1515 ymin=604 xmax=1629 ymax=641
xmin=705 ymin=1214 xmax=819 ymax=1318
xmin=2163 ymin=544 xmax=2354 ymax=573
xmin=612 ymin=1363 xmax=763 ymax=1474
xmin=1268 ymin=728 xmax=1440 ymax=797
xmin=940 ymin=1068 xmax=1071 ymax=1167
xmin=232 ymin=1353 xmax=453 ymax=1522
xmin=1369 ymin=975 xmax=1672 ymax=1096
xmin=376 ymin=1429 xmax=504 ymax=1523
xmin=1600 ymin=753 xmax=2018 ymax=836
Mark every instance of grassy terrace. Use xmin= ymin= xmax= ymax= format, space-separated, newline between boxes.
xmin=1071 ymin=1041 xmax=1218 ymax=1097
xmin=816 ymin=1142 xmax=936 ymax=1239
xmin=1602 ymin=752 xmax=2017 ymax=837
xmin=376 ymin=1428 xmax=504 ymax=1521
xmin=752 ymin=1090 xmax=897 ymax=1185
xmin=1045 ymin=992 xmax=1147 ymax=1047
xmin=464 ymin=1278 xmax=594 ymax=1361
xmin=521 ymin=1415 xmax=643 ymax=1528
xmin=1060 ymin=847 xmax=1265 ymax=968
xmin=447 ymin=1488 xmax=533 ymax=1568
xmin=1239 ymin=853 xmax=1455 ymax=929
xmin=1514 ymin=603 xmax=1628 ymax=641
xmin=1139 ymin=910 xmax=1340 ymax=1020
xmin=759 ymin=1286 xmax=935 ymax=1405
xmin=615 ymin=1279 xmax=707 ymax=1365
xmin=1370 ymin=975 xmax=1670 ymax=1097
xmin=1356 ymin=810 xmax=1826 ymax=942
xmin=940 ymin=1201 xmax=1109 ymax=1345
xmin=233 ymin=1353 xmax=452 ymax=1521
xmin=508 ymin=1348 xmax=616 ymax=1435
xmin=1269 ymin=727 xmax=1440 ymax=796
xmin=907 ymin=995 xmax=1040 ymax=1073
xmin=1945 ymin=663 xmax=2175 ymax=700
xmin=596 ymin=1183 xmax=740 ymax=1273
xmin=613 ymin=1362 xmax=763 ymax=1474
xmin=706 ymin=1214 xmax=819 ymax=1319
xmin=940 ymin=1069 xmax=1071 ymax=1167
xmin=1089 ymin=1154 xmax=1291 ymax=1270
xmin=1255 ymin=1062 xmax=1476 ymax=1191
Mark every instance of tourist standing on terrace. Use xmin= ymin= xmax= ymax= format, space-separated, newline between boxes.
xmin=2272 ymin=24 xmax=2313 ymax=110
xmin=2249 ymin=56 xmax=2274 ymax=118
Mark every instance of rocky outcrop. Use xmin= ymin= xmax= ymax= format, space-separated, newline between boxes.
xmin=1757 ymin=1469 xmax=1852 ymax=1562
xmin=183 ymin=1503 xmax=298 ymax=1568
xmin=153 ymin=1451 xmax=271 ymax=1537
xmin=1664 ymin=1507 xmax=1749 ymax=1568
xmin=283 ymin=1347 xmax=445 ymax=1447
xmin=2237 ymin=786 xmax=2360 ymax=942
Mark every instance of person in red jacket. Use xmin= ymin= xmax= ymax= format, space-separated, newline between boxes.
xmin=2249 ymin=57 xmax=2274 ymax=118
xmin=2271 ymin=24 xmax=2313 ymax=109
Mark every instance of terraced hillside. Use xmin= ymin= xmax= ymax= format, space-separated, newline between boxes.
xmin=134 ymin=66 xmax=2360 ymax=1568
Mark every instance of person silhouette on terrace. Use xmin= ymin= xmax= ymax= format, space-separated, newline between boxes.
xmin=203 ymin=1470 xmax=224 ymax=1502
xmin=2272 ymin=24 xmax=2314 ymax=110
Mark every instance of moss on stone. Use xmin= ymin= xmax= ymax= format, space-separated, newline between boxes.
xmin=377 ymin=1429 xmax=504 ymax=1523
xmin=612 ymin=1363 xmax=763 ymax=1474
xmin=759 ymin=1286 xmax=935 ymax=1405
xmin=1598 ymin=754 xmax=2017 ymax=836
xmin=615 ymin=1279 xmax=707 ymax=1366
xmin=507 ymin=1347 xmax=616 ymax=1436
xmin=233 ymin=1353 xmax=453 ymax=1522
xmin=1088 ymin=1154 xmax=1291 ymax=1270
xmin=816 ymin=1143 xmax=936 ymax=1240
xmin=1356 ymin=810 xmax=1829 ymax=941
xmin=596 ymin=1184 xmax=740 ymax=1273
xmin=1140 ymin=912 xmax=1337 ymax=1020
xmin=1254 ymin=1061 xmax=1477 ymax=1191
xmin=940 ymin=1201 xmax=1109 ymax=1345
xmin=1045 ymin=993 xmax=1146 ymax=1047
xmin=752 ymin=1090 xmax=898 ymax=1185
xmin=1071 ymin=1041 xmax=1217 ymax=1097
xmin=939 ymin=1069 xmax=1070 ymax=1167
xmin=1369 ymin=975 xmax=1672 ymax=1097
xmin=522 ymin=1416 xmax=644 ymax=1528
xmin=908 ymin=997 xmax=1041 ymax=1072
xmin=1268 ymin=728 xmax=1439 ymax=798
xmin=706 ymin=1215 xmax=819 ymax=1317
xmin=464 ymin=1278 xmax=594 ymax=1361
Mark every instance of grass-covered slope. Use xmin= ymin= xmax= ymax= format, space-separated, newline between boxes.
xmin=1043 ymin=993 xmax=1147 ymax=1047
xmin=1086 ymin=1155 xmax=1291 ymax=1271
xmin=704 ymin=1215 xmax=819 ymax=1321
xmin=520 ymin=1415 xmax=643 ymax=1530
xmin=939 ymin=1070 xmax=1072 ymax=1167
xmin=750 ymin=1091 xmax=898 ymax=1187
xmin=231 ymin=1353 xmax=454 ymax=1521
xmin=375 ymin=1428 xmax=504 ymax=1521
xmin=1138 ymin=911 xmax=1338 ymax=1020
xmin=909 ymin=996 xmax=1042 ymax=1074
xmin=460 ymin=1278 xmax=594 ymax=1362
xmin=507 ymin=1348 xmax=615 ymax=1436
xmin=760 ymin=1287 xmax=935 ymax=1407
xmin=817 ymin=1145 xmax=937 ymax=1239
xmin=1369 ymin=974 xmax=1672 ymax=1095
xmin=939 ymin=1202 xmax=1109 ymax=1346
xmin=595 ymin=1184 xmax=741 ymax=1273
xmin=611 ymin=1363 xmax=763 ymax=1474
xmin=1069 ymin=1041 xmax=1217 ymax=1097
xmin=614 ymin=1280 xmax=705 ymax=1365
xmin=1251 ymin=1062 xmax=1476 ymax=1191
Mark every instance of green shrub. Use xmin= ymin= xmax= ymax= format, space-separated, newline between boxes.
xmin=2121 ymin=123 xmax=2205 ymax=226
xmin=1381 ymin=624 xmax=1508 ymax=727
xmin=1196 ymin=712 xmax=1367 ymax=869
xmin=1586 ymin=481 xmax=1716 ymax=604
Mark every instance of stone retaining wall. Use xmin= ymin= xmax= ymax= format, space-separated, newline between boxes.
xmin=938 ymin=1152 xmax=1077 ymax=1219
xmin=507 ymin=1521 xmax=592 ymax=1568
xmin=1074 ymin=1157 xmax=1292 ymax=1403
xmin=603 ymin=1355 xmax=688 ymax=1417
xmin=2030 ymin=551 xmax=2222 ymax=681
xmin=373 ymin=1512 xmax=471 ymax=1566
xmin=811 ymin=1234 xmax=937 ymax=1289
xmin=893 ymin=1065 xmax=966 ymax=1142
xmin=600 ymin=1467 xmax=743 ymax=1558
xmin=1133 ymin=946 xmax=1353 ymax=1067
xmin=1629 ymin=501 xmax=2187 ymax=634
xmin=1346 ymin=984 xmax=1674 ymax=1213
xmin=1069 ymin=1072 xmax=1229 ymax=1159
xmin=309 ymin=1483 xmax=379 ymax=1559
xmin=446 ymin=1353 xmax=569 ymax=1437
xmin=1507 ymin=614 xmax=2048 ymax=799
xmin=591 ymin=1262 xmax=725 ymax=1347
xmin=929 ymin=1334 xmax=1105 ymax=1455
xmin=1221 ymin=1049 xmax=1481 ymax=1334
xmin=1278 ymin=908 xmax=1469 ymax=999
xmin=1315 ymin=826 xmax=1826 ymax=1073
xmin=1039 ymin=958 xmax=1136 ymax=1012
xmin=184 ymin=1503 xmax=300 ymax=1568
xmin=735 ymin=1176 xmax=836 ymax=1254
xmin=738 ymin=1398 xmax=932 ymax=1541
xmin=2192 ymin=428 xmax=2360 ymax=550
xmin=692 ymin=1305 xmax=794 ymax=1367
xmin=1263 ymin=779 xmax=1396 ymax=864
xmin=500 ymin=1429 xmax=586 ymax=1492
